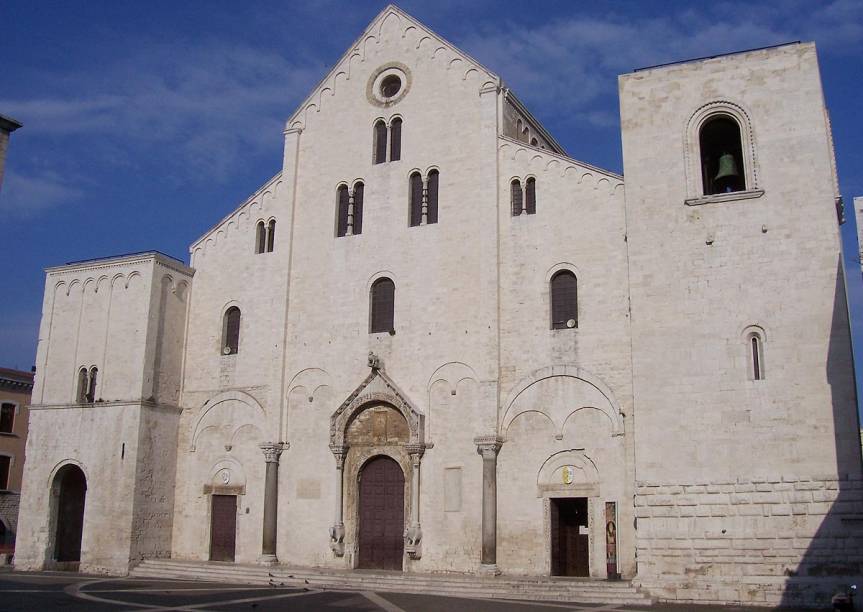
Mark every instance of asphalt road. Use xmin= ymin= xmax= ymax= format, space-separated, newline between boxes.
xmin=0 ymin=570 xmax=818 ymax=611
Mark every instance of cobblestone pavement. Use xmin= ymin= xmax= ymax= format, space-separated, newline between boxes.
xmin=0 ymin=570 xmax=821 ymax=611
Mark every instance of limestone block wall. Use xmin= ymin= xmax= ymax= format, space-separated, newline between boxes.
xmin=634 ymin=476 xmax=863 ymax=606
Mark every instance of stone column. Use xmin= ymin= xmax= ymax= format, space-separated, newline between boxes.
xmin=405 ymin=443 xmax=425 ymax=559
xmin=474 ymin=436 xmax=503 ymax=574
xmin=329 ymin=444 xmax=348 ymax=556
xmin=258 ymin=442 xmax=286 ymax=566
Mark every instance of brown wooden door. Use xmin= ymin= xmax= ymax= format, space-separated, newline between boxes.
xmin=358 ymin=456 xmax=404 ymax=570
xmin=551 ymin=498 xmax=589 ymax=577
xmin=210 ymin=495 xmax=237 ymax=562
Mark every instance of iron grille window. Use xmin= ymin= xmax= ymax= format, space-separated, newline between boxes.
xmin=390 ymin=118 xmax=402 ymax=161
xmin=223 ymin=307 xmax=241 ymax=355
xmin=550 ymin=271 xmax=578 ymax=329
xmin=511 ymin=180 xmax=523 ymax=216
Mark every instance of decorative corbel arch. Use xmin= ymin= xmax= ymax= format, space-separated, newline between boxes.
xmin=501 ymin=364 xmax=624 ymax=437
xmin=191 ymin=389 xmax=265 ymax=451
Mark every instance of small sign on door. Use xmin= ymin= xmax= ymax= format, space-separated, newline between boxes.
xmin=579 ymin=525 xmax=589 ymax=535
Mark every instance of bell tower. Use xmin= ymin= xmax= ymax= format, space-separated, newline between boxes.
xmin=619 ymin=43 xmax=862 ymax=603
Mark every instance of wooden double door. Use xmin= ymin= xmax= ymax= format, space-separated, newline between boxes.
xmin=551 ymin=497 xmax=590 ymax=577
xmin=357 ymin=456 xmax=404 ymax=570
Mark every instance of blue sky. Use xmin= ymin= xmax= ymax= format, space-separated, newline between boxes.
xmin=2 ymin=0 xmax=862 ymax=415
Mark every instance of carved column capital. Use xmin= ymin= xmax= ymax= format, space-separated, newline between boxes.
xmin=474 ymin=435 xmax=503 ymax=459
xmin=259 ymin=442 xmax=287 ymax=463
xmin=405 ymin=443 xmax=426 ymax=460
xmin=329 ymin=444 xmax=349 ymax=468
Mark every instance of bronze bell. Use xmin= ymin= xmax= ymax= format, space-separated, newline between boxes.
xmin=714 ymin=152 xmax=740 ymax=180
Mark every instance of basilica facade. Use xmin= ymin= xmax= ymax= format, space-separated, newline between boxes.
xmin=14 ymin=6 xmax=863 ymax=606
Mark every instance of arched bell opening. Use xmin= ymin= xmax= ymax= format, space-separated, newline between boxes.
xmin=50 ymin=464 xmax=87 ymax=568
xmin=699 ymin=115 xmax=745 ymax=195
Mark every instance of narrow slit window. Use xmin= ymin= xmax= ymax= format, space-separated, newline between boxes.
xmin=223 ymin=307 xmax=241 ymax=355
xmin=370 ymin=278 xmax=395 ymax=334
xmin=374 ymin=120 xmax=387 ymax=165
xmin=427 ymin=169 xmax=439 ymax=225
xmin=525 ymin=177 xmax=536 ymax=215
xmin=266 ymin=220 xmax=276 ymax=253
xmin=256 ymin=221 xmax=266 ymax=254
xmin=700 ymin=116 xmax=745 ymax=195
xmin=336 ymin=185 xmax=349 ymax=237
xmin=390 ymin=118 xmax=402 ymax=162
xmin=550 ymin=271 xmax=578 ymax=330
xmin=750 ymin=335 xmax=764 ymax=380
xmin=353 ymin=182 xmax=364 ymax=235
xmin=87 ymin=367 xmax=98 ymax=403
xmin=409 ymin=172 xmax=423 ymax=227
xmin=511 ymin=179 xmax=523 ymax=216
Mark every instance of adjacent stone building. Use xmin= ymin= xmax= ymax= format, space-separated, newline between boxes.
xmin=0 ymin=367 xmax=34 ymax=561
xmin=14 ymin=6 xmax=863 ymax=606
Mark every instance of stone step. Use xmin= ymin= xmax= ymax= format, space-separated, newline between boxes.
xmin=130 ymin=560 xmax=652 ymax=604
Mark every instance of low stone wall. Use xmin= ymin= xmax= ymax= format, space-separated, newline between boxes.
xmin=634 ymin=476 xmax=863 ymax=606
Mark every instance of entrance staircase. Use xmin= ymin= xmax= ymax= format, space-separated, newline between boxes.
xmin=130 ymin=559 xmax=653 ymax=605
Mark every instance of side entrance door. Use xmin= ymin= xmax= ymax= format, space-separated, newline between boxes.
xmin=551 ymin=497 xmax=590 ymax=577
xmin=210 ymin=494 xmax=237 ymax=562
xmin=358 ymin=456 xmax=404 ymax=570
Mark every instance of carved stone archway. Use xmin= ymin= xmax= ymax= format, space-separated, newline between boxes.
xmin=328 ymin=355 xmax=425 ymax=564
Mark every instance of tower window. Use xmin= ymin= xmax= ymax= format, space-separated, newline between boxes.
xmin=550 ymin=270 xmax=578 ymax=330
xmin=255 ymin=221 xmax=266 ymax=254
xmin=370 ymin=278 xmax=395 ymax=334
xmin=511 ymin=179 xmax=523 ymax=216
xmin=87 ymin=367 xmax=98 ymax=402
xmin=266 ymin=219 xmax=276 ymax=253
xmin=700 ymin=116 xmax=745 ymax=195
xmin=525 ymin=177 xmax=536 ymax=215
xmin=77 ymin=368 xmax=89 ymax=403
xmin=223 ymin=307 xmax=241 ymax=355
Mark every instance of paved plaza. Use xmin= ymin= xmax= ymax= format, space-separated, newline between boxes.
xmin=0 ymin=570 xmax=820 ymax=612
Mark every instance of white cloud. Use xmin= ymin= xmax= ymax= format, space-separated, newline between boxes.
xmin=0 ymin=169 xmax=83 ymax=218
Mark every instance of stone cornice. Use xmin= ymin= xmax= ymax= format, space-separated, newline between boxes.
xmin=29 ymin=399 xmax=182 ymax=413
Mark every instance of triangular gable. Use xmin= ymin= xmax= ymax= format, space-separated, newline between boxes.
xmin=330 ymin=355 xmax=425 ymax=448
xmin=286 ymin=4 xmax=499 ymax=131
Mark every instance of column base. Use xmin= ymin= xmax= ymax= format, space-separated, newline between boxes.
xmin=257 ymin=554 xmax=279 ymax=566
xmin=478 ymin=563 xmax=501 ymax=576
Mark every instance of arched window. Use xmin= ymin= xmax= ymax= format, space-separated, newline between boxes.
xmin=76 ymin=368 xmax=89 ymax=403
xmin=255 ymin=221 xmax=266 ymax=254
xmin=511 ymin=179 xmax=523 ymax=216
xmin=699 ymin=116 xmax=745 ymax=195
xmin=374 ymin=120 xmax=387 ymax=164
xmin=87 ymin=367 xmax=98 ymax=402
xmin=222 ymin=307 xmax=241 ymax=355
xmin=516 ymin=118 xmax=523 ymax=139
xmin=336 ymin=185 xmax=349 ymax=237
xmin=426 ymin=169 xmax=439 ymax=225
xmin=525 ymin=177 xmax=536 ymax=215
xmin=352 ymin=182 xmax=364 ymax=235
xmin=370 ymin=278 xmax=395 ymax=334
xmin=409 ymin=172 xmax=423 ymax=227
xmin=266 ymin=219 xmax=276 ymax=253
xmin=530 ymin=137 xmax=538 ymax=146
xmin=390 ymin=117 xmax=402 ymax=162
xmin=550 ymin=271 xmax=578 ymax=330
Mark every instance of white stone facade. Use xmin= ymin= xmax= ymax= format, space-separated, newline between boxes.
xmin=15 ymin=6 xmax=863 ymax=607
